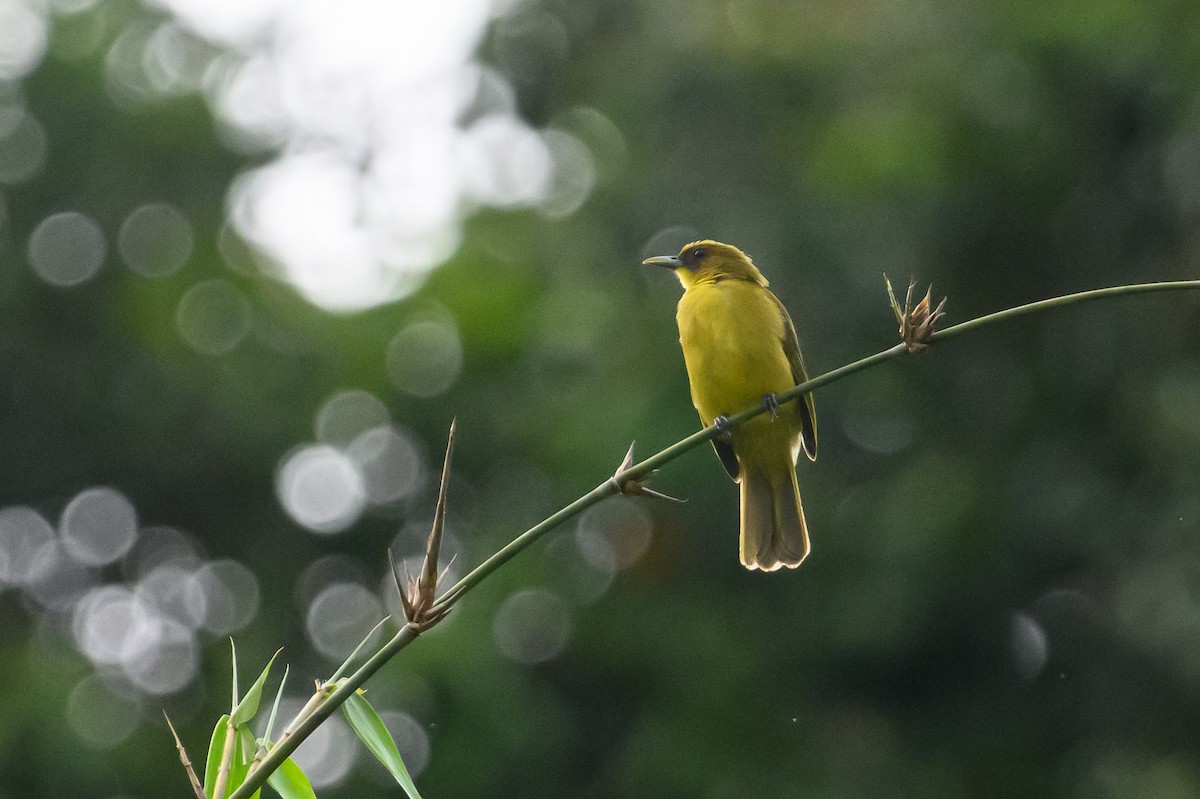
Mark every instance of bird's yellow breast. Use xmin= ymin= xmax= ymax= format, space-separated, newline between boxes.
xmin=676 ymin=279 xmax=796 ymax=427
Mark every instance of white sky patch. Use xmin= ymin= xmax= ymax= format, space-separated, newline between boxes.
xmin=138 ymin=0 xmax=564 ymax=312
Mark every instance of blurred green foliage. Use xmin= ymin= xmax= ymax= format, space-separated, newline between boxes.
xmin=1 ymin=0 xmax=1199 ymax=797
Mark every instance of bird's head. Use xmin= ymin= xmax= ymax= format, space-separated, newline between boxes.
xmin=643 ymin=240 xmax=768 ymax=289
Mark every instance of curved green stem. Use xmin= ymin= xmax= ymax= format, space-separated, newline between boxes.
xmin=226 ymin=278 xmax=1200 ymax=799
xmin=433 ymin=341 xmax=910 ymax=610
xmin=229 ymin=626 xmax=419 ymax=799
xmin=435 ymin=279 xmax=1200 ymax=607
xmin=931 ymin=279 xmax=1200 ymax=343
xmin=435 ymin=480 xmax=620 ymax=608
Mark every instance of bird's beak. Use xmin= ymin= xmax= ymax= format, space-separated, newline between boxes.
xmin=642 ymin=255 xmax=682 ymax=269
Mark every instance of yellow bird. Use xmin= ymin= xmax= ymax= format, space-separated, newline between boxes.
xmin=644 ymin=241 xmax=817 ymax=570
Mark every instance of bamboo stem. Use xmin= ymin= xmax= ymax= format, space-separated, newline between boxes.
xmin=224 ymin=277 xmax=1200 ymax=799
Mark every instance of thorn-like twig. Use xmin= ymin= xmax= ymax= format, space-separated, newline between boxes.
xmin=886 ymin=274 xmax=947 ymax=353
xmin=165 ymin=711 xmax=208 ymax=799
xmin=609 ymin=441 xmax=686 ymax=503
xmin=438 ymin=553 xmax=458 ymax=585
xmin=389 ymin=548 xmax=414 ymax=621
xmin=618 ymin=441 xmax=635 ymax=472
xmin=395 ymin=419 xmax=456 ymax=633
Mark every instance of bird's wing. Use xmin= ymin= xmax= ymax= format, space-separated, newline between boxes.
xmin=711 ymin=436 xmax=740 ymax=481
xmin=771 ymin=292 xmax=818 ymax=461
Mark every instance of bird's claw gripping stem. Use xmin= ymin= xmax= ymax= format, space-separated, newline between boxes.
xmin=762 ymin=393 xmax=780 ymax=421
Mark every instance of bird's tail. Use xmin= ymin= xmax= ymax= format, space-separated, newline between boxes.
xmin=738 ymin=455 xmax=810 ymax=571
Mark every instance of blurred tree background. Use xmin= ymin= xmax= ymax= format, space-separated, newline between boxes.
xmin=1 ymin=0 xmax=1199 ymax=796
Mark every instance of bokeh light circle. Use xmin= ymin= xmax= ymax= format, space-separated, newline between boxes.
xmin=492 ymin=588 xmax=571 ymax=664
xmin=1011 ymin=612 xmax=1049 ymax=681
xmin=276 ymin=444 xmax=366 ymax=534
xmin=66 ymin=673 xmax=141 ymax=750
xmin=60 ymin=487 xmax=139 ymax=567
xmin=28 ymin=211 xmax=106 ymax=287
xmin=23 ymin=542 xmax=96 ymax=610
xmin=0 ymin=0 xmax=48 ymax=81
xmin=542 ymin=534 xmax=614 ymax=606
xmin=574 ymin=501 xmax=652 ymax=572
xmin=0 ymin=505 xmax=57 ymax=585
xmin=346 ymin=425 xmax=424 ymax=506
xmin=176 ymin=278 xmax=252 ymax=354
xmin=186 ymin=559 xmax=260 ymax=634
xmin=287 ymin=703 xmax=357 ymax=789
xmin=125 ymin=525 xmax=203 ymax=579
xmin=305 ymin=581 xmax=383 ymax=661
xmin=539 ymin=129 xmax=595 ymax=219
xmin=315 ymin=389 xmax=390 ymax=448
xmin=72 ymin=585 xmax=153 ymax=666
xmin=461 ymin=115 xmax=553 ymax=206
xmin=124 ymin=617 xmax=198 ymax=694
xmin=378 ymin=710 xmax=431 ymax=778
xmin=294 ymin=554 xmax=372 ymax=611
xmin=119 ymin=202 xmax=195 ymax=278
xmin=385 ymin=318 xmax=463 ymax=398
xmin=209 ymin=53 xmax=289 ymax=152
xmin=136 ymin=564 xmax=201 ymax=628
xmin=0 ymin=107 xmax=46 ymax=184
xmin=51 ymin=0 xmax=104 ymax=15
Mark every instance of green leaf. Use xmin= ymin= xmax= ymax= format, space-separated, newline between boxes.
xmin=230 ymin=639 xmax=239 ymax=710
xmin=263 ymin=664 xmax=290 ymax=745
xmin=884 ymin=273 xmax=903 ymax=323
xmin=342 ymin=692 xmax=423 ymax=799
xmin=329 ymin=615 xmax=390 ymax=683
xmin=267 ymin=757 xmax=318 ymax=799
xmin=203 ymin=716 xmax=264 ymax=799
xmin=204 ymin=714 xmax=232 ymax=798
xmin=231 ymin=648 xmax=282 ymax=726
xmin=233 ymin=726 xmax=260 ymax=799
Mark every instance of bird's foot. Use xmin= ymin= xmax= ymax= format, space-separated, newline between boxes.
xmin=714 ymin=414 xmax=733 ymax=436
xmin=762 ymin=393 xmax=780 ymax=421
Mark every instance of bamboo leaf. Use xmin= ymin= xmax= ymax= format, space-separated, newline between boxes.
xmin=267 ymin=757 xmax=318 ymax=799
xmin=230 ymin=639 xmax=240 ymax=710
xmin=263 ymin=665 xmax=290 ymax=746
xmin=342 ymin=692 xmax=423 ymax=799
xmin=233 ymin=726 xmax=261 ymax=799
xmin=329 ymin=617 xmax=390 ymax=683
xmin=204 ymin=715 xmax=232 ymax=798
xmin=231 ymin=649 xmax=282 ymax=726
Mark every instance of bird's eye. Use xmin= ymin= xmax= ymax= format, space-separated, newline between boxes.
xmin=692 ymin=248 xmax=705 ymax=260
